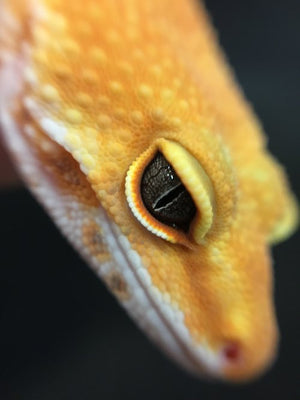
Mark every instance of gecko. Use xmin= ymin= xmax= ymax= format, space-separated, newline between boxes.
xmin=0 ymin=0 xmax=298 ymax=382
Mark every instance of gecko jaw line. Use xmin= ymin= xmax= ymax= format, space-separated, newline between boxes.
xmin=101 ymin=210 xmax=223 ymax=377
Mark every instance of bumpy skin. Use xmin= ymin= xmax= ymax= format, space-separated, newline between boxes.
xmin=0 ymin=0 xmax=298 ymax=382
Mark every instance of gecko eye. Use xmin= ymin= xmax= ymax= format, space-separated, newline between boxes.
xmin=141 ymin=152 xmax=196 ymax=232
xmin=125 ymin=139 xmax=215 ymax=246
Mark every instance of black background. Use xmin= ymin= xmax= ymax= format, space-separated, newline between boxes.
xmin=0 ymin=1 xmax=299 ymax=399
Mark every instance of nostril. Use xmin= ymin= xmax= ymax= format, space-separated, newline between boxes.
xmin=223 ymin=342 xmax=241 ymax=363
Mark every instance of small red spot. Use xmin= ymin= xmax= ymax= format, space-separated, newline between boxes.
xmin=223 ymin=342 xmax=240 ymax=362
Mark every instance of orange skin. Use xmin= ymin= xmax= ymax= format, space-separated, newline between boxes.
xmin=0 ymin=0 xmax=298 ymax=381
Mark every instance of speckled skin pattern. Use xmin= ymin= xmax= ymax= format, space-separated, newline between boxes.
xmin=0 ymin=0 xmax=298 ymax=382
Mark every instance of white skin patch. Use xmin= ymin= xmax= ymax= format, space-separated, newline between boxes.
xmin=40 ymin=117 xmax=67 ymax=144
xmin=24 ymin=97 xmax=68 ymax=145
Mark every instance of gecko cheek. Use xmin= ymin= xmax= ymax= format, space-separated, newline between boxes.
xmin=125 ymin=139 xmax=215 ymax=245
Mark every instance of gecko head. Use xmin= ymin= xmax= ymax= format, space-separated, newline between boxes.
xmin=3 ymin=0 xmax=297 ymax=382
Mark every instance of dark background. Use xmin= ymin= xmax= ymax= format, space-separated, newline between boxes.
xmin=0 ymin=0 xmax=299 ymax=399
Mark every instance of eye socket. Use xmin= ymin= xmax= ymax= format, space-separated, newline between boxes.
xmin=125 ymin=139 xmax=215 ymax=246
xmin=141 ymin=152 xmax=196 ymax=232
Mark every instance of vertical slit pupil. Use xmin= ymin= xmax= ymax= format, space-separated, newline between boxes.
xmin=141 ymin=152 xmax=196 ymax=232
xmin=154 ymin=183 xmax=185 ymax=210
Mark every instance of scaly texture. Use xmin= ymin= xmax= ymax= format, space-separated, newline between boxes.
xmin=0 ymin=0 xmax=298 ymax=382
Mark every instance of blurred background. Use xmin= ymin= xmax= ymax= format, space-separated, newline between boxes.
xmin=0 ymin=0 xmax=299 ymax=399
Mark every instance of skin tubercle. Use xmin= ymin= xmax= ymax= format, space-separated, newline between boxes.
xmin=0 ymin=0 xmax=298 ymax=382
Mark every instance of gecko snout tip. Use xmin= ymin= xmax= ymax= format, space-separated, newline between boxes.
xmin=218 ymin=332 xmax=278 ymax=382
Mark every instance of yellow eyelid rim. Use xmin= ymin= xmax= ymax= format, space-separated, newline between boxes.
xmin=160 ymin=139 xmax=215 ymax=243
xmin=125 ymin=138 xmax=215 ymax=246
